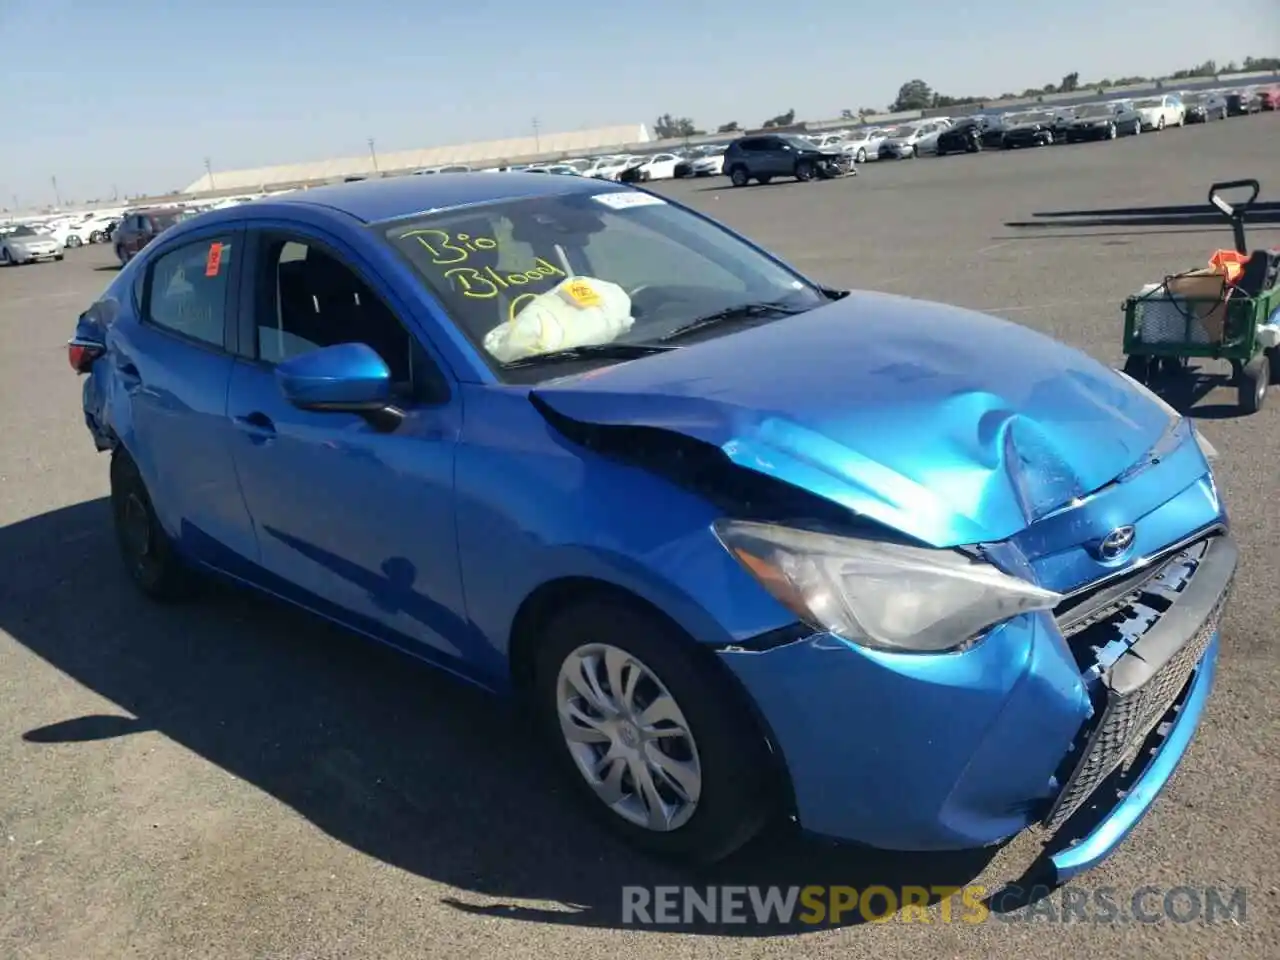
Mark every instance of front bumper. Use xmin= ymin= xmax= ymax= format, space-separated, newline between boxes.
xmin=720 ymin=520 xmax=1233 ymax=878
xmin=7 ymin=248 xmax=60 ymax=262
xmin=878 ymin=143 xmax=913 ymax=158
xmin=1066 ymin=123 xmax=1113 ymax=140
xmin=1004 ymin=132 xmax=1053 ymax=148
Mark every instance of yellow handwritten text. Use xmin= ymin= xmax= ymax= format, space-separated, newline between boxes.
xmin=443 ymin=257 xmax=566 ymax=301
xmin=400 ymin=228 xmax=502 ymax=265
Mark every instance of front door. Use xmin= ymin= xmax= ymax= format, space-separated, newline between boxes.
xmin=224 ymin=227 xmax=487 ymax=679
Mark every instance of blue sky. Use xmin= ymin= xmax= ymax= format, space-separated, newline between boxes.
xmin=1 ymin=0 xmax=1274 ymax=205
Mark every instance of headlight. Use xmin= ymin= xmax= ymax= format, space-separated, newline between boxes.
xmin=713 ymin=520 xmax=1062 ymax=654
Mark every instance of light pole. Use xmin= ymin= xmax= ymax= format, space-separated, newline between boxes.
xmin=51 ymin=175 xmax=62 ymax=207
xmin=532 ymin=118 xmax=541 ymax=153
xmin=368 ymin=137 xmax=379 ymax=173
xmin=204 ymin=157 xmax=216 ymax=191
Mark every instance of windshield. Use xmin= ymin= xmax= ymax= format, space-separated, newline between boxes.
xmin=1019 ymin=112 xmax=1055 ymax=124
xmin=1134 ymin=98 xmax=1162 ymax=108
xmin=886 ymin=125 xmax=916 ymax=137
xmin=10 ymin=225 xmax=39 ymax=237
xmin=150 ymin=212 xmax=189 ymax=229
xmin=380 ymin=190 xmax=826 ymax=380
xmin=1184 ymin=93 xmax=1207 ymax=104
xmin=1076 ymin=103 xmax=1116 ymax=118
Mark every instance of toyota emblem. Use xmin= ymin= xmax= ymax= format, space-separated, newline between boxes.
xmin=1096 ymin=525 xmax=1136 ymax=561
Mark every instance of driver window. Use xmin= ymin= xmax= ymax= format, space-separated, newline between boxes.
xmin=252 ymin=233 xmax=419 ymax=388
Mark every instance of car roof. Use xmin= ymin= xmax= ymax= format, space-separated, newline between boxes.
xmin=265 ymin=172 xmax=635 ymax=225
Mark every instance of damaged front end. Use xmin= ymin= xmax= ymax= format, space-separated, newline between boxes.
xmin=522 ymin=296 xmax=1230 ymax=870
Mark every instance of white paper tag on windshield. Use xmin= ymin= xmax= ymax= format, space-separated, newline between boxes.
xmin=592 ymin=192 xmax=667 ymax=210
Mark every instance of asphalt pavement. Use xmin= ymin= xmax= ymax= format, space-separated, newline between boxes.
xmin=1 ymin=113 xmax=1278 ymax=959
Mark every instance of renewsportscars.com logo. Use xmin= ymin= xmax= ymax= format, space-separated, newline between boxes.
xmin=621 ymin=884 xmax=1249 ymax=926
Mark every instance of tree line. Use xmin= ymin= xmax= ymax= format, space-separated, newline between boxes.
xmin=652 ymin=55 xmax=1280 ymax=138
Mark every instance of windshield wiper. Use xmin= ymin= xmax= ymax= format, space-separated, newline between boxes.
xmin=656 ymin=301 xmax=811 ymax=343
xmin=500 ymin=342 xmax=675 ymax=369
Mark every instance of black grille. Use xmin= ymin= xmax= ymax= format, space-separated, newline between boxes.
xmin=1043 ymin=536 xmax=1229 ymax=831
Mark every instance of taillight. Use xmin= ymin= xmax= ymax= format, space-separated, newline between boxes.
xmin=68 ymin=339 xmax=104 ymax=374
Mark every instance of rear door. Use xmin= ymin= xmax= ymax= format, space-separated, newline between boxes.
xmin=112 ymin=227 xmax=259 ymax=567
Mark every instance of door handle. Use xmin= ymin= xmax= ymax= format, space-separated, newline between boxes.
xmin=234 ymin=411 xmax=276 ymax=444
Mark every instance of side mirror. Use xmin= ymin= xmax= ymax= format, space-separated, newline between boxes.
xmin=276 ymin=342 xmax=404 ymax=431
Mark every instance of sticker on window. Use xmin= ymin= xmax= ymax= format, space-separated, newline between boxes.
xmin=592 ymin=192 xmax=668 ymax=210
xmin=205 ymin=242 xmax=224 ymax=277
xmin=561 ymin=279 xmax=603 ymax=308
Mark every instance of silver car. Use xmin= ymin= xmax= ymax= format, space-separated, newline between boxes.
xmin=0 ymin=224 xmax=64 ymax=265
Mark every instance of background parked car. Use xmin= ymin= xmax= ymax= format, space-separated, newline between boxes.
xmin=1064 ymin=100 xmax=1143 ymax=141
xmin=934 ymin=118 xmax=986 ymax=155
xmin=878 ymin=120 xmax=950 ymax=159
xmin=618 ymin=152 xmax=684 ymax=183
xmin=723 ymin=134 xmax=848 ymax=186
xmin=113 ymin=208 xmax=192 ymax=265
xmin=1182 ymin=91 xmax=1228 ymax=122
xmin=1225 ymin=88 xmax=1259 ymax=115
xmin=0 ymin=224 xmax=64 ymax=264
xmin=1133 ymin=94 xmax=1186 ymax=130
xmin=840 ymin=127 xmax=888 ymax=163
xmin=1001 ymin=110 xmax=1069 ymax=149
xmin=1258 ymin=85 xmax=1279 ymax=110
xmin=687 ymin=145 xmax=727 ymax=177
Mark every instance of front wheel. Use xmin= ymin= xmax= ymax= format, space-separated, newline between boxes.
xmin=65 ymin=235 xmax=82 ymax=248
xmin=728 ymin=166 xmax=749 ymax=187
xmin=533 ymin=599 xmax=774 ymax=865
xmin=855 ymin=147 xmax=866 ymax=163
xmin=794 ymin=160 xmax=815 ymax=181
xmin=110 ymin=450 xmax=195 ymax=600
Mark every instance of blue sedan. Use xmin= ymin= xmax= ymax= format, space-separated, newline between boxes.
xmin=70 ymin=173 xmax=1233 ymax=877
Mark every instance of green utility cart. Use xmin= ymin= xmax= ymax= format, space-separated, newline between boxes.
xmin=1120 ymin=179 xmax=1280 ymax=414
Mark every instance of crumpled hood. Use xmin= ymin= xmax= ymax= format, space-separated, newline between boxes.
xmin=530 ymin=291 xmax=1174 ymax=548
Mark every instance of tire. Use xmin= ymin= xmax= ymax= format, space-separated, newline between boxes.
xmin=1268 ymin=346 xmax=1280 ymax=384
xmin=116 ymin=245 xmax=130 ymax=265
xmin=90 ymin=231 xmax=104 ymax=244
xmin=1156 ymin=116 xmax=1165 ymax=131
xmin=795 ymin=160 xmax=815 ymax=182
xmin=729 ymin=166 xmax=749 ymax=187
xmin=532 ymin=597 xmax=774 ymax=865
xmin=855 ymin=148 xmax=866 ymax=163
xmin=110 ymin=450 xmax=196 ymax=600
xmin=55 ymin=254 xmax=64 ymax=261
xmin=66 ymin=235 xmax=82 ymax=248
xmin=1239 ymin=354 xmax=1269 ymax=414
xmin=1122 ymin=355 xmax=1151 ymax=384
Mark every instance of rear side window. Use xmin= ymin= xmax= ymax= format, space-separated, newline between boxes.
xmin=144 ymin=237 xmax=234 ymax=348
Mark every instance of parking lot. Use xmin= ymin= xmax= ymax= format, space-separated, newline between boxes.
xmin=1 ymin=112 xmax=1277 ymax=959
